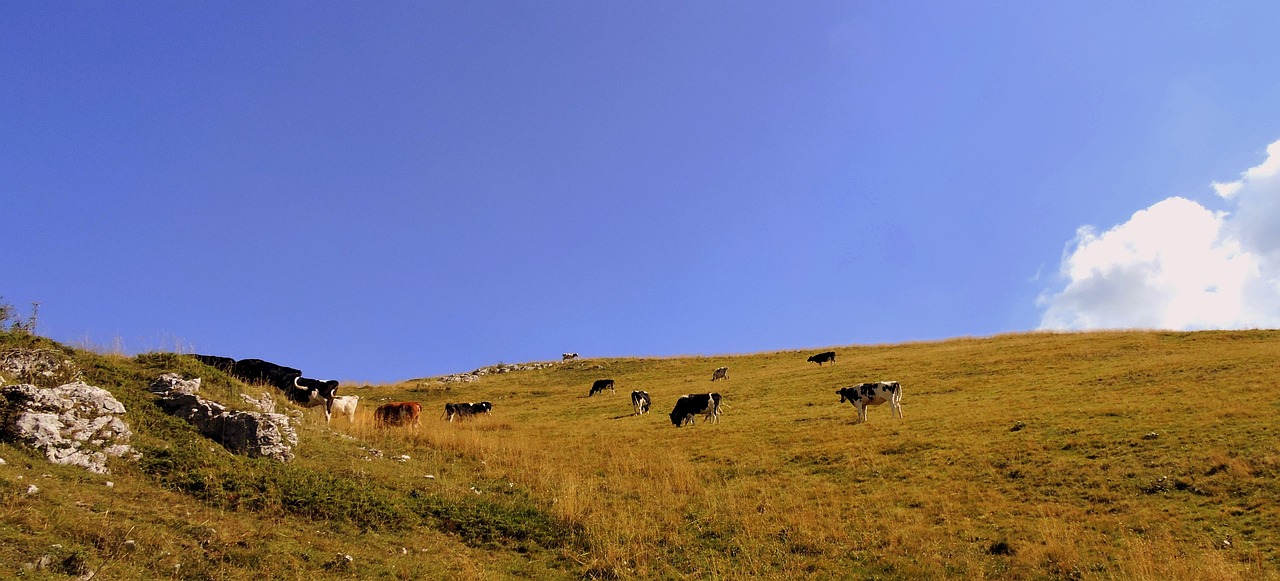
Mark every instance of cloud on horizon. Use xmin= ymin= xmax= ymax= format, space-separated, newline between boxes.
xmin=1039 ymin=140 xmax=1280 ymax=331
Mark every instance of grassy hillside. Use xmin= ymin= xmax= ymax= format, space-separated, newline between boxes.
xmin=2 ymin=330 xmax=1279 ymax=579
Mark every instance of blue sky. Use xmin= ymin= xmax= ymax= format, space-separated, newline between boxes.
xmin=4 ymin=2 xmax=1280 ymax=382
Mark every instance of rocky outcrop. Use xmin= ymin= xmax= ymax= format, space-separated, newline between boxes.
xmin=150 ymin=373 xmax=297 ymax=463
xmin=436 ymin=361 xmax=558 ymax=383
xmin=0 ymin=348 xmax=82 ymax=388
xmin=0 ymin=382 xmax=137 ymax=474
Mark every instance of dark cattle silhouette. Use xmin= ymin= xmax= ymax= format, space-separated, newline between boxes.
xmin=588 ymin=379 xmax=615 ymax=396
xmin=189 ymin=354 xmax=236 ymax=373
xmin=231 ymin=358 xmax=302 ymax=390
xmin=807 ymin=351 xmax=836 ymax=366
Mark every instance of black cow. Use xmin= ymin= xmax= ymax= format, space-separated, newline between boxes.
xmin=807 ymin=351 xmax=836 ymax=366
xmin=231 ymin=358 xmax=302 ymax=390
xmin=669 ymin=393 xmax=722 ymax=427
xmin=289 ymin=377 xmax=340 ymax=423
xmin=189 ymin=354 xmax=236 ymax=373
xmin=631 ymin=390 xmax=651 ymax=415
xmin=444 ymin=401 xmax=493 ymax=422
xmin=588 ymin=379 xmax=615 ymax=396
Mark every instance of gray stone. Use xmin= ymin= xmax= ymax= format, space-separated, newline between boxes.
xmin=0 ymin=382 xmax=136 ymax=474
xmin=149 ymin=373 xmax=200 ymax=395
xmin=151 ymin=376 xmax=296 ymax=462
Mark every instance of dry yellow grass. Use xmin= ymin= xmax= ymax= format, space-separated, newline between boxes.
xmin=3 ymin=329 xmax=1279 ymax=579
xmin=339 ymin=330 xmax=1280 ymax=579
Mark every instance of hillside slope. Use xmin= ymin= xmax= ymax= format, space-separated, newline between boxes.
xmin=3 ymin=330 xmax=1279 ymax=579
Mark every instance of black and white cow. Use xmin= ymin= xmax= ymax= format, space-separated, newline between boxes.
xmin=631 ymin=390 xmax=651 ymax=415
xmin=711 ymin=366 xmax=729 ymax=381
xmin=231 ymin=358 xmax=302 ymax=390
xmin=289 ymin=377 xmax=340 ymax=423
xmin=189 ymin=354 xmax=237 ymax=373
xmin=588 ymin=379 xmax=615 ymax=396
xmin=669 ymin=393 xmax=722 ymax=427
xmin=444 ymin=401 xmax=493 ymax=422
xmin=807 ymin=351 xmax=836 ymax=366
xmin=836 ymin=381 xmax=903 ymax=423
xmin=562 ymin=352 xmax=579 ymax=361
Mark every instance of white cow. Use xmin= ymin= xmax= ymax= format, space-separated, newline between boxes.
xmin=562 ymin=352 xmax=579 ymax=361
xmin=836 ymin=381 xmax=903 ymax=423
xmin=711 ymin=366 xmax=728 ymax=381
xmin=331 ymin=395 xmax=359 ymax=423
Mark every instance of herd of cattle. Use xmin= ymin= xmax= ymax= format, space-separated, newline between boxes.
xmin=187 ymin=349 xmax=903 ymax=429
xmin=186 ymin=354 xmax=493 ymax=428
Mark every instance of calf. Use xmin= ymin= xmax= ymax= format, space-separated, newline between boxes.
xmin=669 ymin=393 xmax=722 ymax=427
xmin=836 ymin=381 xmax=903 ymax=423
xmin=711 ymin=366 xmax=729 ymax=381
xmin=588 ymin=379 xmax=615 ymax=396
xmin=331 ymin=395 xmax=359 ymax=423
xmin=444 ymin=401 xmax=493 ymax=422
xmin=375 ymin=401 xmax=422 ymax=427
xmin=631 ymin=390 xmax=651 ymax=415
xmin=562 ymin=352 xmax=579 ymax=361
xmin=288 ymin=377 xmax=340 ymax=422
xmin=807 ymin=351 xmax=836 ymax=366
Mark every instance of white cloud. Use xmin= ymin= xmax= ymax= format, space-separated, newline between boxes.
xmin=1038 ymin=140 xmax=1280 ymax=331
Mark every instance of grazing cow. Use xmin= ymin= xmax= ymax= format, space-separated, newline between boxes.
xmin=288 ymin=377 xmax=340 ymax=422
xmin=444 ymin=401 xmax=493 ymax=422
xmin=807 ymin=351 xmax=837 ymax=366
xmin=189 ymin=354 xmax=237 ymax=373
xmin=331 ymin=395 xmax=359 ymax=423
xmin=231 ymin=358 xmax=302 ymax=390
xmin=562 ymin=353 xmax=579 ymax=361
xmin=836 ymin=381 xmax=903 ymax=423
xmin=711 ymin=366 xmax=729 ymax=381
xmin=669 ymin=393 xmax=722 ymax=427
xmin=631 ymin=390 xmax=651 ymax=415
xmin=588 ymin=379 xmax=615 ymax=396
xmin=375 ymin=401 xmax=422 ymax=427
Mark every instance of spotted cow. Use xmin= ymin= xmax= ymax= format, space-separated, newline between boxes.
xmin=836 ymin=381 xmax=903 ymax=423
xmin=631 ymin=390 xmax=651 ymax=415
xmin=669 ymin=393 xmax=722 ymax=427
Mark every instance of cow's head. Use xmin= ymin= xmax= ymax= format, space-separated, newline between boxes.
xmin=837 ymin=387 xmax=854 ymax=404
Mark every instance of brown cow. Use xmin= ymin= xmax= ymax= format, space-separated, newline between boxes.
xmin=375 ymin=401 xmax=422 ymax=427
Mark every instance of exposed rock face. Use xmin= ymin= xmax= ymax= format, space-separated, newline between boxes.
xmin=149 ymin=373 xmax=201 ymax=396
xmin=0 ymin=382 xmax=137 ymax=474
xmin=151 ymin=375 xmax=296 ymax=462
xmin=436 ymin=361 xmax=558 ymax=383
xmin=0 ymin=348 xmax=83 ymax=388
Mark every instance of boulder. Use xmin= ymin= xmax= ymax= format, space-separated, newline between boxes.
xmin=151 ymin=375 xmax=296 ymax=462
xmin=149 ymin=373 xmax=200 ymax=395
xmin=0 ymin=382 xmax=137 ymax=474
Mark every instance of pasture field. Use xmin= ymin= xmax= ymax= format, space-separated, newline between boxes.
xmin=2 ymin=330 xmax=1279 ymax=579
